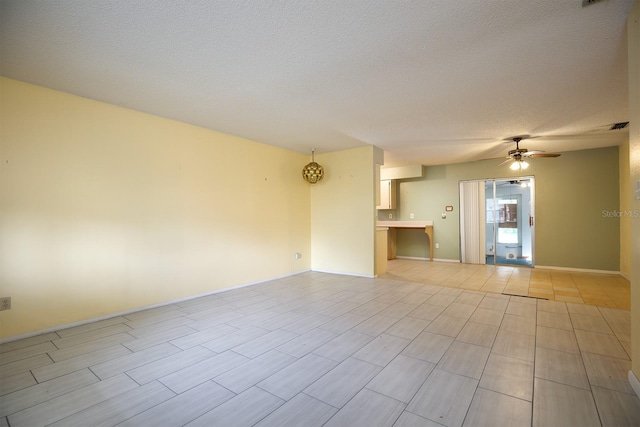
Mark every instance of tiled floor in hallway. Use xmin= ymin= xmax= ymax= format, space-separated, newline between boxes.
xmin=0 ymin=263 xmax=638 ymax=426
xmin=385 ymin=259 xmax=632 ymax=309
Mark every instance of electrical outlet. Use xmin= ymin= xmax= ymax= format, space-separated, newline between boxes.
xmin=435 ymin=243 xmax=440 ymax=249
xmin=388 ymin=213 xmax=393 ymax=219
xmin=0 ymin=297 xmax=11 ymax=311
xmin=410 ymin=213 xmax=414 ymax=219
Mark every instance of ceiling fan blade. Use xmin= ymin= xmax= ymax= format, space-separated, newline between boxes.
xmin=522 ymin=150 xmax=545 ymax=156
xmin=528 ymin=153 xmax=561 ymax=158
xmin=498 ymin=158 xmax=513 ymax=166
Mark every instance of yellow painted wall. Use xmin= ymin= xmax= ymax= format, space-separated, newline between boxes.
xmin=620 ymin=138 xmax=631 ymax=278
xmin=310 ymin=146 xmax=377 ymax=277
xmin=627 ymin=0 xmax=640 ymax=383
xmin=0 ymin=77 xmax=311 ymax=339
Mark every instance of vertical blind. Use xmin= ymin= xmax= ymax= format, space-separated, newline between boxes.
xmin=459 ymin=181 xmax=486 ymax=264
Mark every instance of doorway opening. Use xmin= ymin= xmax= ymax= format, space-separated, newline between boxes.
xmin=485 ymin=178 xmax=534 ymax=266
xmin=460 ymin=177 xmax=534 ymax=266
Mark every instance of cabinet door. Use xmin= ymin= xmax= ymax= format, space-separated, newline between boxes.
xmin=377 ymin=180 xmax=396 ymax=209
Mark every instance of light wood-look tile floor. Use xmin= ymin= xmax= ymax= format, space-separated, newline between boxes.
xmin=1 ymin=264 xmax=638 ymax=426
xmin=385 ymin=259 xmax=632 ymax=309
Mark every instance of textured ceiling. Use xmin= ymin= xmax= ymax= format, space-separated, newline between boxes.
xmin=0 ymin=0 xmax=634 ymax=166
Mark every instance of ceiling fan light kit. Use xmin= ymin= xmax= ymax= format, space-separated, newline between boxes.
xmin=510 ymin=159 xmax=529 ymax=171
xmin=501 ymin=136 xmax=561 ymax=170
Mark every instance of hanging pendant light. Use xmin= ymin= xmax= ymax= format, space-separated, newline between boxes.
xmin=302 ymin=148 xmax=324 ymax=184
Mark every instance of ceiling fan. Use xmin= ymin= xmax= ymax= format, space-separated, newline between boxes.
xmin=499 ymin=136 xmax=561 ymax=171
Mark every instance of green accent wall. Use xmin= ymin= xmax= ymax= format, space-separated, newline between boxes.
xmin=379 ymin=146 xmax=620 ymax=271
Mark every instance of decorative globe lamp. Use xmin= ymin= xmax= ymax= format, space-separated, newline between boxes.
xmin=302 ymin=149 xmax=324 ymax=184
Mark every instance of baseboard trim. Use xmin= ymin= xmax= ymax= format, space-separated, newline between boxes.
xmin=535 ymin=265 xmax=621 ymax=275
xmin=629 ymin=370 xmax=640 ymax=399
xmin=0 ymin=269 xmax=311 ymax=345
xmin=395 ymin=256 xmax=461 ymax=263
xmin=620 ymin=271 xmax=631 ymax=281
